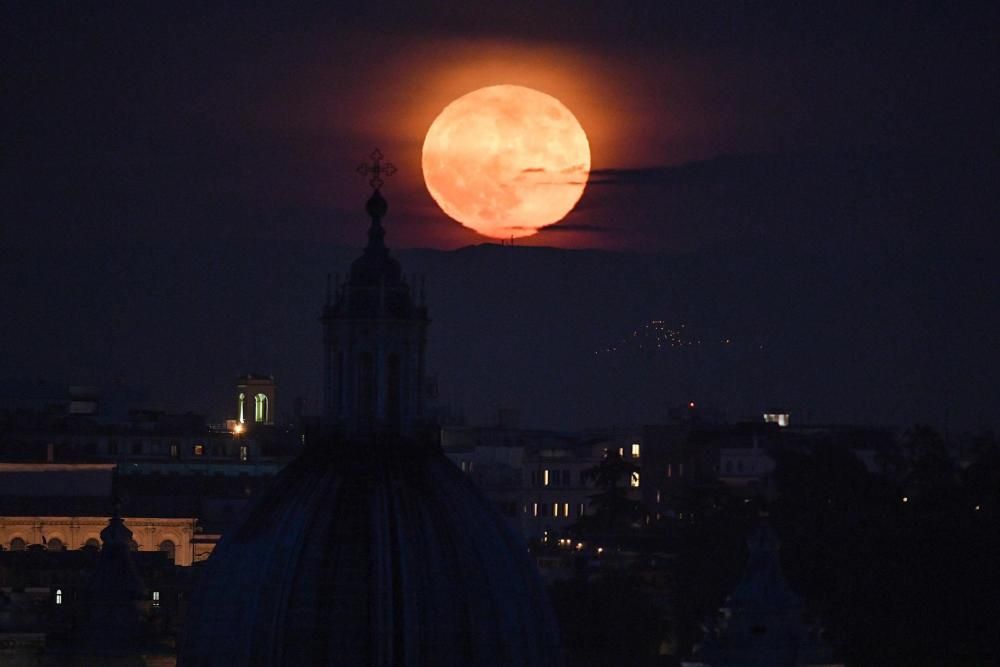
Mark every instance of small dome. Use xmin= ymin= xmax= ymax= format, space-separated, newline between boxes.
xmin=179 ymin=439 xmax=561 ymax=665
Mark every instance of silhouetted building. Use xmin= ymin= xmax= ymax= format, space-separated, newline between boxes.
xmin=179 ymin=169 xmax=561 ymax=665
xmin=683 ymin=521 xmax=841 ymax=667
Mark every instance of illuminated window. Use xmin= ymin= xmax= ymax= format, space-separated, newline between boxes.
xmin=631 ymin=443 xmax=640 ymax=458
xmin=577 ymin=503 xmax=585 ymax=517
xmin=152 ymin=590 xmax=160 ymax=607
xmin=553 ymin=503 xmax=559 ymax=517
xmin=630 ymin=472 xmax=640 ymax=488
xmin=563 ymin=503 xmax=569 ymax=517
xmin=533 ymin=503 xmax=539 ymax=517
xmin=238 ymin=392 xmax=246 ymax=424
xmin=254 ymin=393 xmax=268 ymax=423
xmin=618 ymin=447 xmax=624 ymax=457
xmin=667 ymin=463 xmax=672 ymax=478
xmin=239 ymin=445 xmax=248 ymax=462
xmin=461 ymin=461 xmax=467 ymax=472
xmin=193 ymin=443 xmax=204 ymax=456
xmin=763 ymin=412 xmax=789 ymax=427
xmin=169 ymin=443 xmax=179 ymax=458
xmin=656 ymin=489 xmax=661 ymax=504
xmin=55 ymin=589 xmax=63 ymax=605
xmin=543 ymin=469 xmax=550 ymax=486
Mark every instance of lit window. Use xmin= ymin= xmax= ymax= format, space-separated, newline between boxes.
xmin=543 ymin=469 xmax=550 ymax=486
xmin=254 ymin=393 xmax=268 ymax=423
xmin=533 ymin=503 xmax=539 ymax=517
xmin=563 ymin=503 xmax=569 ymax=517
xmin=553 ymin=504 xmax=559 ymax=517
xmin=238 ymin=392 xmax=246 ymax=424
xmin=631 ymin=443 xmax=640 ymax=458
xmin=577 ymin=503 xmax=585 ymax=517
xmin=193 ymin=444 xmax=204 ymax=456
xmin=618 ymin=447 xmax=624 ymax=457
xmin=763 ymin=412 xmax=790 ymax=427
xmin=667 ymin=463 xmax=672 ymax=478
xmin=152 ymin=590 xmax=160 ymax=607
xmin=55 ymin=589 xmax=63 ymax=605
xmin=630 ymin=472 xmax=640 ymax=488
xmin=239 ymin=445 xmax=248 ymax=462
xmin=461 ymin=461 xmax=467 ymax=472
xmin=656 ymin=489 xmax=661 ymax=504
xmin=169 ymin=443 xmax=179 ymax=458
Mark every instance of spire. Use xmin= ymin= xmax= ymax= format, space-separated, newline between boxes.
xmin=77 ymin=496 xmax=147 ymax=654
xmin=357 ymin=149 xmax=395 ymax=252
xmin=322 ymin=148 xmax=430 ymax=437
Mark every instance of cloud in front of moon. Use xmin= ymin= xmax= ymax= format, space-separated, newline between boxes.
xmin=422 ymin=85 xmax=591 ymax=239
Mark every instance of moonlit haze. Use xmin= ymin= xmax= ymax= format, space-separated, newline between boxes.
xmin=421 ymin=85 xmax=591 ymax=239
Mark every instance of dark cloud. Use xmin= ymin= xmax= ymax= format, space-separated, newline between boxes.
xmin=537 ymin=223 xmax=614 ymax=234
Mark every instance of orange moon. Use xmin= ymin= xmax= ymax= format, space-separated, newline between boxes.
xmin=422 ymin=85 xmax=591 ymax=239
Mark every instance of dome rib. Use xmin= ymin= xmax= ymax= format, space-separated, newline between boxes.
xmin=179 ymin=442 xmax=561 ymax=666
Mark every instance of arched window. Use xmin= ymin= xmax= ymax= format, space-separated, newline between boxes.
xmin=159 ymin=540 xmax=176 ymax=562
xmin=386 ymin=353 xmax=401 ymax=432
xmin=335 ymin=351 xmax=344 ymax=415
xmin=238 ymin=392 xmax=246 ymax=424
xmin=55 ymin=589 xmax=63 ymax=605
xmin=47 ymin=537 xmax=64 ymax=551
xmin=84 ymin=538 xmax=100 ymax=550
xmin=10 ymin=537 xmax=26 ymax=551
xmin=358 ymin=352 xmax=375 ymax=431
xmin=254 ymin=393 xmax=268 ymax=423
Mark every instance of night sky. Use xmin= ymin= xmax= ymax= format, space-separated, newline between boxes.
xmin=3 ymin=4 xmax=997 ymax=430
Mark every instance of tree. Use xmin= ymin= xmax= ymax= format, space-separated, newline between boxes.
xmin=577 ymin=448 xmax=641 ymax=539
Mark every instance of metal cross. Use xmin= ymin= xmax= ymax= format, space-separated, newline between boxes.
xmin=357 ymin=148 xmax=397 ymax=190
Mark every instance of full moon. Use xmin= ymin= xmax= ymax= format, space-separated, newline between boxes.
xmin=422 ymin=85 xmax=591 ymax=239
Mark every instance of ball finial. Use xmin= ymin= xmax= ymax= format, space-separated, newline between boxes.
xmin=366 ymin=189 xmax=388 ymax=219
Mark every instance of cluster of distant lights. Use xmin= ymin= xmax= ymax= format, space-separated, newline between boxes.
xmin=543 ymin=534 xmax=603 ymax=555
xmin=595 ymin=320 xmax=732 ymax=355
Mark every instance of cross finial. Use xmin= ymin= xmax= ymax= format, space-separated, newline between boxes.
xmin=357 ymin=148 xmax=397 ymax=190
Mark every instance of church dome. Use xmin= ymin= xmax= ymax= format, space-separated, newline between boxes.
xmin=182 ymin=158 xmax=559 ymax=665
xmin=178 ymin=437 xmax=561 ymax=666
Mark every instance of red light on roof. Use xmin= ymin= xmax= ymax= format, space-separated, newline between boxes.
xmin=688 ymin=402 xmax=695 ymax=408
